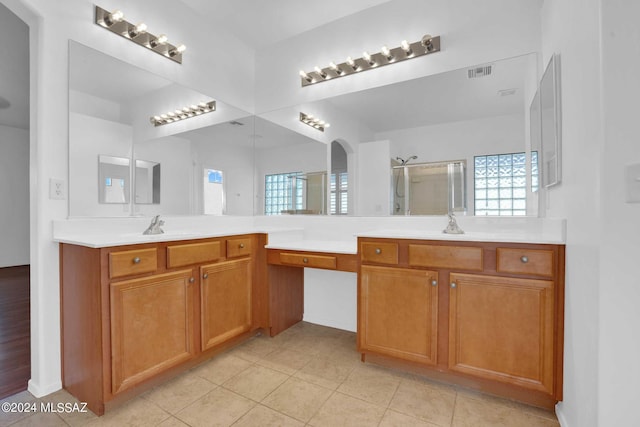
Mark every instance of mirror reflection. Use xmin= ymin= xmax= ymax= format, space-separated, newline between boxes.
xmin=98 ymin=155 xmax=130 ymax=204
xmin=134 ymin=160 xmax=160 ymax=204
xmin=68 ymin=41 xmax=253 ymax=217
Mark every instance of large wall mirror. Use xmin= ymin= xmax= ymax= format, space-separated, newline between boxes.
xmin=261 ymin=53 xmax=539 ymax=217
xmin=68 ymin=41 xmax=253 ymax=217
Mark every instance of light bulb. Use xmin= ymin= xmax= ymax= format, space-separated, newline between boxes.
xmin=363 ymin=51 xmax=375 ymax=66
xmin=329 ymin=61 xmax=343 ymax=75
xmin=299 ymin=70 xmax=312 ymax=82
xmin=421 ymin=34 xmax=433 ymax=52
xmin=401 ymin=40 xmax=413 ymax=55
xmin=325 ymin=123 xmax=331 ymax=128
xmin=105 ymin=9 xmax=124 ymax=26
xmin=381 ymin=45 xmax=393 ymax=60
xmin=129 ymin=22 xmax=147 ymax=37
xmin=169 ymin=44 xmax=186 ymax=57
xmin=346 ymin=56 xmax=358 ymax=70
xmin=314 ymin=66 xmax=327 ymax=78
xmin=151 ymin=34 xmax=168 ymax=47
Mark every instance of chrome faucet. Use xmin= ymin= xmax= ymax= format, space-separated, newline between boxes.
xmin=143 ymin=215 xmax=165 ymax=235
xmin=443 ymin=213 xmax=464 ymax=234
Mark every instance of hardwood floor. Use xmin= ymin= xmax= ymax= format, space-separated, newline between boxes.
xmin=0 ymin=265 xmax=30 ymax=400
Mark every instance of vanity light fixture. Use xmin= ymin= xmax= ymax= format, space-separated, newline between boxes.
xmin=95 ymin=5 xmax=186 ymax=64
xmin=300 ymin=112 xmax=330 ymax=132
xmin=150 ymin=101 xmax=216 ymax=126
xmin=299 ymin=34 xmax=441 ymax=87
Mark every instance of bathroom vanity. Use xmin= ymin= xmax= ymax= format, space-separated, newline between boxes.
xmin=59 ymin=233 xmax=268 ymax=415
xmin=55 ymin=216 xmax=565 ymax=414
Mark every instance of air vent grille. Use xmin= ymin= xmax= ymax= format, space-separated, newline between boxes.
xmin=468 ymin=65 xmax=493 ymax=79
xmin=229 ymin=120 xmax=244 ymax=126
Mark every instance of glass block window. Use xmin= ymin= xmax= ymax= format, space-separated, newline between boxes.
xmin=264 ymin=172 xmax=303 ymax=215
xmin=531 ymin=151 xmax=539 ymax=192
xmin=474 ymin=152 xmax=537 ymax=216
xmin=330 ymin=172 xmax=348 ymax=215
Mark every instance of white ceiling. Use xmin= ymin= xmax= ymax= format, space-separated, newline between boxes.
xmin=0 ymin=2 xmax=29 ymax=130
xmin=179 ymin=0 xmax=392 ymax=48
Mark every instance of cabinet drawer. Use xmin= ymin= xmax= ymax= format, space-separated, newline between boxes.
xmin=279 ymin=252 xmax=337 ymax=270
xmin=496 ymin=248 xmax=553 ymax=277
xmin=409 ymin=244 xmax=483 ymax=271
xmin=226 ymin=237 xmax=252 ymax=258
xmin=360 ymin=242 xmax=399 ymax=265
xmin=167 ymin=241 xmax=221 ymax=268
xmin=109 ymin=248 xmax=157 ymax=279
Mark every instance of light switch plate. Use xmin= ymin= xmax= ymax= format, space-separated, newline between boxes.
xmin=49 ymin=178 xmax=66 ymax=200
xmin=624 ymin=163 xmax=640 ymax=203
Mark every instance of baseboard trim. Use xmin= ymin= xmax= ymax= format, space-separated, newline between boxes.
xmin=27 ymin=379 xmax=62 ymax=398
xmin=556 ymin=403 xmax=569 ymax=427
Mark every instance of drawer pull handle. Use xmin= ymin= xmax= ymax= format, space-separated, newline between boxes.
xmin=189 ymin=277 xmax=195 ymax=283
xmin=303 ymin=258 xmax=309 ymax=263
xmin=203 ymin=273 xmax=209 ymax=279
xmin=431 ymin=279 xmax=437 ymax=287
xmin=450 ymin=282 xmax=457 ymax=289
xmin=239 ymin=243 xmax=245 ymax=249
xmin=375 ymin=248 xmax=382 ymax=255
xmin=133 ymin=257 xmax=141 ymax=264
xmin=520 ymin=256 xmax=529 ymax=263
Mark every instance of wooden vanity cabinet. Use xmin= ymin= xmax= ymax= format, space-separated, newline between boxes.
xmin=358 ymin=237 xmax=565 ymax=409
xmin=60 ymin=234 xmax=267 ymax=415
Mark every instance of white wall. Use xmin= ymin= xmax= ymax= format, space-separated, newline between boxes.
xmin=255 ymin=0 xmax=542 ymax=112
xmin=0 ymin=124 xmax=29 ymax=267
xmin=540 ymin=1 xmax=603 ymax=426
xmin=356 ymin=140 xmax=391 ymax=215
xmin=1 ymin=0 xmax=257 ymax=397
xmin=598 ymin=1 xmax=640 ymax=425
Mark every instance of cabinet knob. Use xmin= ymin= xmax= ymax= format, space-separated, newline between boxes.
xmin=520 ymin=256 xmax=529 ymax=263
xmin=431 ymin=279 xmax=437 ymax=287
xmin=203 ymin=273 xmax=209 ymax=279
xmin=189 ymin=277 xmax=195 ymax=283
xmin=303 ymin=258 xmax=309 ymax=263
xmin=450 ymin=282 xmax=457 ymax=288
xmin=375 ymin=248 xmax=382 ymax=255
xmin=239 ymin=243 xmax=245 ymax=249
xmin=133 ymin=257 xmax=141 ymax=264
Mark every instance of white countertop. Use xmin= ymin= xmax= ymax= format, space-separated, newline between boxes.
xmin=52 ymin=216 xmax=566 ymax=249
xmin=265 ymin=239 xmax=357 ymax=254
xmin=356 ymin=229 xmax=565 ymax=245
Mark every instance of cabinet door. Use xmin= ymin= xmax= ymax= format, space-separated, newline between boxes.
xmin=110 ymin=270 xmax=195 ymax=394
xmin=201 ymin=258 xmax=252 ymax=350
xmin=359 ymin=265 xmax=438 ymax=365
xmin=448 ymin=273 xmax=555 ymax=394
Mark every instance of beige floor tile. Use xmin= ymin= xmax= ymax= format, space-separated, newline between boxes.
xmin=6 ymin=412 xmax=68 ymax=427
xmin=294 ymin=354 xmax=356 ymax=390
xmin=0 ymin=391 xmax=39 ymax=427
xmin=231 ymin=335 xmax=282 ymax=362
xmin=222 ymin=365 xmax=289 ymax=402
xmin=142 ymin=371 xmax=217 ymax=414
xmin=191 ymin=352 xmax=253 ymax=385
xmin=308 ymin=392 xmax=386 ymax=427
xmin=156 ymin=416 xmax=190 ymax=426
xmin=85 ymin=397 xmax=170 ymax=427
xmin=379 ymin=409 xmax=441 ymax=427
xmin=452 ymin=394 xmax=559 ymax=427
xmin=261 ymin=377 xmax=332 ymax=422
xmin=456 ymin=388 xmax=558 ymax=422
xmin=255 ymin=347 xmax=313 ymax=375
xmin=38 ymin=389 xmax=99 ymax=426
xmin=175 ymin=387 xmax=255 ymax=427
xmin=233 ymin=404 xmax=304 ymax=427
xmin=336 ymin=364 xmax=401 ymax=406
xmin=389 ymin=378 xmax=456 ymax=426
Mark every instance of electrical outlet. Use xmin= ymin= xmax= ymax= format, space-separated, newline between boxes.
xmin=49 ymin=178 xmax=66 ymax=200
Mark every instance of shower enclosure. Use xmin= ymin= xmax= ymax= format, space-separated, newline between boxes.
xmin=392 ymin=159 xmax=466 ymax=215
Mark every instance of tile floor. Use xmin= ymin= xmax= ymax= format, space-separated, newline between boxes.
xmin=0 ymin=322 xmax=560 ymax=427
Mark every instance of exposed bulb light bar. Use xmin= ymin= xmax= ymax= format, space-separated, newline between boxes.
xmin=150 ymin=101 xmax=216 ymax=126
xmin=298 ymin=34 xmax=441 ymax=87
xmin=95 ymin=5 xmax=186 ymax=64
xmin=300 ymin=112 xmax=330 ymax=132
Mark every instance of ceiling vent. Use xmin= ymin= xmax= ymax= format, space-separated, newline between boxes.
xmin=468 ymin=65 xmax=492 ymax=79
xmin=498 ymin=88 xmax=517 ymax=97
xmin=229 ymin=120 xmax=244 ymax=126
